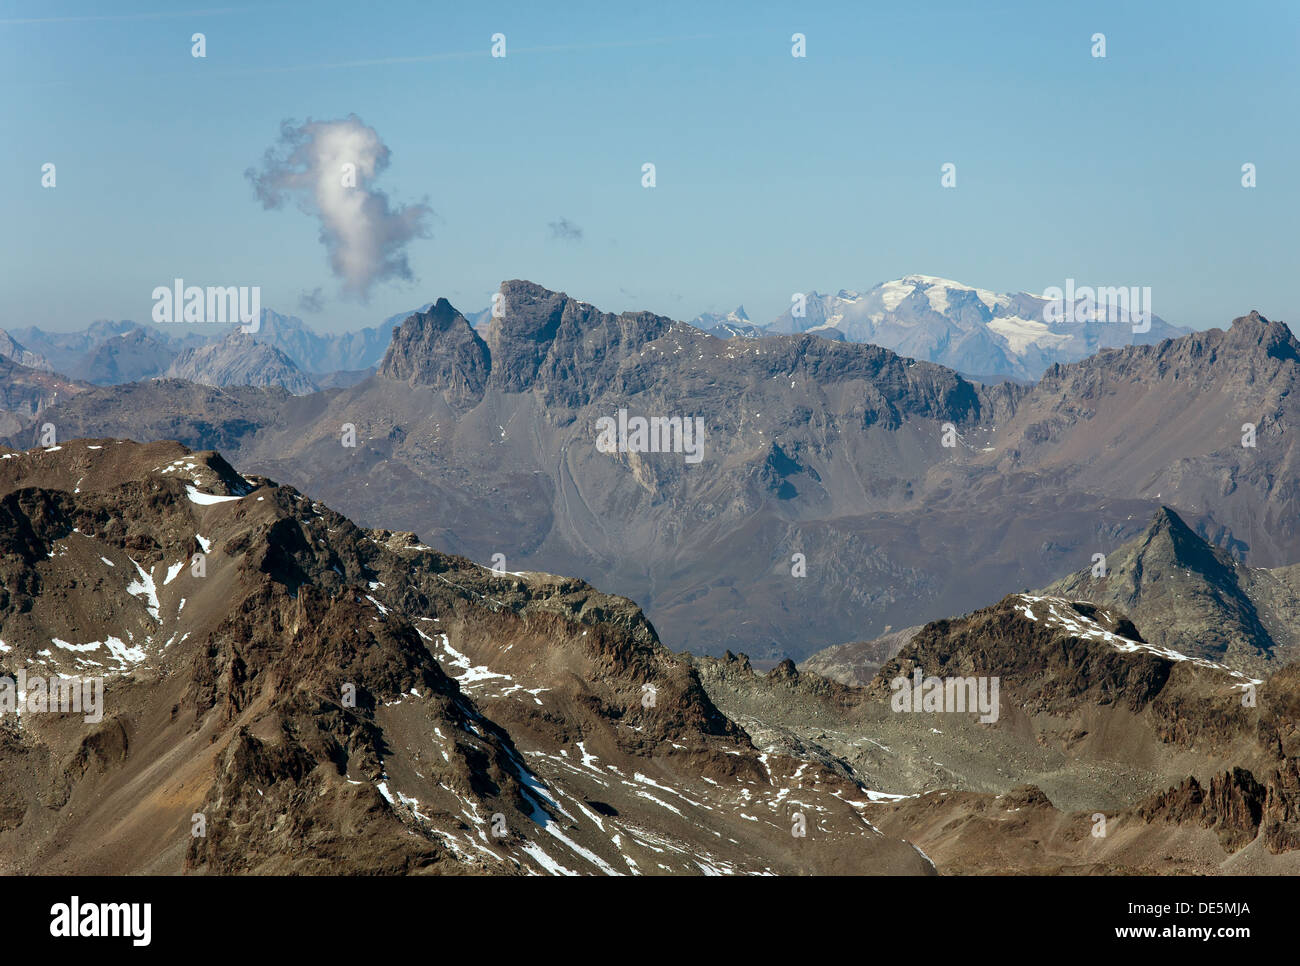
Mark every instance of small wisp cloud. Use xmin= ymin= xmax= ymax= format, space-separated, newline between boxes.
xmin=246 ymin=114 xmax=432 ymax=299
xmin=548 ymin=217 xmax=583 ymax=242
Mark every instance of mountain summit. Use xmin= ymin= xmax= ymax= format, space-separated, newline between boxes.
xmin=755 ymin=274 xmax=1187 ymax=380
xmin=378 ymin=299 xmax=490 ymax=406
xmin=1044 ymin=506 xmax=1300 ymax=672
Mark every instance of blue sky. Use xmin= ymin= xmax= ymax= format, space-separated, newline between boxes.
xmin=4 ymin=0 xmax=1298 ymax=333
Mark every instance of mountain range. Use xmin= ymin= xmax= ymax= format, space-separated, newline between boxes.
xmin=4 ymin=274 xmax=1185 ymax=398
xmin=4 ymin=441 xmax=1300 ymax=873
xmin=3 ymin=283 xmax=1295 ymax=669
xmin=6 ymin=279 xmax=1300 ymax=874
xmin=698 ymin=274 xmax=1186 ymax=381
xmin=0 ymin=302 xmax=432 ymax=395
xmin=0 ymin=439 xmax=933 ymax=874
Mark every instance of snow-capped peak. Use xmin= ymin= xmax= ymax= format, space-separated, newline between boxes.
xmin=887 ymin=275 xmax=1011 ymax=314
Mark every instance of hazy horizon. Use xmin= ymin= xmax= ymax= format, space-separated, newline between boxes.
xmin=5 ymin=0 xmax=1298 ymax=334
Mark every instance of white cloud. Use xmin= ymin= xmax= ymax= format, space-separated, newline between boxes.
xmin=246 ymin=115 xmax=432 ymax=299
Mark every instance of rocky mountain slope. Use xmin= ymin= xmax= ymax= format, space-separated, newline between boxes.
xmin=800 ymin=625 xmax=923 ymax=686
xmin=1044 ymin=506 xmax=1300 ymax=675
xmin=985 ymin=311 xmax=1300 ymax=568
xmin=5 ymin=437 xmax=1300 ymax=874
xmin=697 ymin=592 xmax=1300 ymax=873
xmin=254 ymin=306 xmax=429 ymax=375
xmin=10 ymin=285 xmax=1297 ymax=666
xmin=70 ymin=327 xmax=177 ymax=385
xmin=164 ymin=330 xmax=319 ymax=395
xmin=862 ymin=593 xmax=1300 ymax=872
xmin=807 ymin=502 xmax=1300 ymax=684
xmin=0 ymin=439 xmax=931 ymax=875
xmin=0 ymin=357 xmax=85 ymax=440
xmin=0 ymin=330 xmax=53 ymax=371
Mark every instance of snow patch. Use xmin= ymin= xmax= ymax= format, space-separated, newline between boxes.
xmin=185 ymin=485 xmax=242 ymax=506
xmin=126 ymin=558 xmax=161 ymax=622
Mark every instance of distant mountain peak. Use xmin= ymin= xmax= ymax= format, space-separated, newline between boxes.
xmin=164 ymin=329 xmax=318 ymax=395
xmin=1135 ymin=505 xmax=1235 ymax=575
xmin=762 ymin=274 xmax=1187 ymax=380
xmin=1221 ymin=310 xmax=1299 ymax=360
xmin=1146 ymin=504 xmax=1196 ymax=536
xmin=688 ymin=304 xmax=758 ymax=338
xmin=1043 ymin=505 xmax=1290 ymax=671
xmin=378 ymin=299 xmax=490 ymax=405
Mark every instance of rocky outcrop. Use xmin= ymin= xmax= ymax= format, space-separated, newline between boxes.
xmin=483 ymin=280 xmax=677 ymax=408
xmin=377 ymin=299 xmax=490 ymax=407
xmin=0 ymin=438 xmax=931 ymax=876
xmin=1139 ymin=769 xmax=1267 ymax=852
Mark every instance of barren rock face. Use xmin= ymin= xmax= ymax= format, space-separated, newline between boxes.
xmin=0 ymin=439 xmax=936 ymax=876
xmin=4 ymin=436 xmax=1300 ymax=873
xmin=0 ymin=356 xmax=84 ymax=440
xmin=164 ymin=330 xmax=319 ymax=396
xmin=379 ymin=299 xmax=490 ymax=407
xmin=0 ymin=330 xmax=52 ymax=373
xmin=9 ymin=291 xmax=1300 ymax=671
